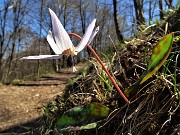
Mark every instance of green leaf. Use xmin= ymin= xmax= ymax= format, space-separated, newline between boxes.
xmin=56 ymin=102 xmax=109 ymax=132
xmin=124 ymin=33 xmax=174 ymax=97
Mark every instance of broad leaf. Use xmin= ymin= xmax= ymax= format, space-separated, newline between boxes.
xmin=124 ymin=33 xmax=174 ymax=97
xmin=56 ymin=102 xmax=109 ymax=132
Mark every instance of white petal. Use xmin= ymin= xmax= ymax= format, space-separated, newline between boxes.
xmin=47 ymin=30 xmax=62 ymax=54
xmin=87 ymin=26 xmax=99 ymax=45
xmin=20 ymin=55 xmax=61 ymax=59
xmin=49 ymin=8 xmax=73 ymax=51
xmin=74 ymin=19 xmax=96 ymax=55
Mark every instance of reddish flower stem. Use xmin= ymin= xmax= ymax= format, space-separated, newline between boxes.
xmin=69 ymin=33 xmax=130 ymax=104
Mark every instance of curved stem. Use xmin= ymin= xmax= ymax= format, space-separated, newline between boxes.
xmin=69 ymin=33 xmax=130 ymax=104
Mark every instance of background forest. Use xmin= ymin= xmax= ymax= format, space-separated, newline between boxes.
xmin=0 ymin=0 xmax=179 ymax=84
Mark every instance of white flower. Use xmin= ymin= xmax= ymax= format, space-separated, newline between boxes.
xmin=21 ymin=8 xmax=99 ymax=72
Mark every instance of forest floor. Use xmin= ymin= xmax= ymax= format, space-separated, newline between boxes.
xmin=0 ymin=63 xmax=85 ymax=134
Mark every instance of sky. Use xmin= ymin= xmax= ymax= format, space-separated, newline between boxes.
xmin=0 ymin=0 xmax=179 ymax=38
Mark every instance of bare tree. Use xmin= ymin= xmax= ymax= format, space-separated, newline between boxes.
xmin=0 ymin=1 xmax=11 ymax=81
xmin=112 ymin=0 xmax=124 ymax=42
xmin=133 ymin=0 xmax=145 ymax=29
xmin=79 ymin=0 xmax=86 ymax=34
xmin=0 ymin=0 xmax=29 ymax=83
xmin=6 ymin=0 xmax=21 ymax=79
xmin=159 ymin=0 xmax=164 ymax=19
xmin=37 ymin=0 xmax=44 ymax=77
xmin=165 ymin=0 xmax=173 ymax=9
xmin=149 ymin=0 xmax=152 ymax=24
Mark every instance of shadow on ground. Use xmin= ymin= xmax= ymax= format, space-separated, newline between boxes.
xmin=0 ymin=116 xmax=43 ymax=135
xmin=15 ymin=71 xmax=76 ymax=87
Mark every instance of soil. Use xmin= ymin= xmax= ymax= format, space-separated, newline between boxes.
xmin=0 ymin=63 xmax=85 ymax=134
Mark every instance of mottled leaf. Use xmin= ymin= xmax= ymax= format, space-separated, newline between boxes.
xmin=56 ymin=102 xmax=109 ymax=132
xmin=124 ymin=33 xmax=174 ymax=97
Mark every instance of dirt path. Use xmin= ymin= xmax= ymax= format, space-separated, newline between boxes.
xmin=0 ymin=63 xmax=85 ymax=133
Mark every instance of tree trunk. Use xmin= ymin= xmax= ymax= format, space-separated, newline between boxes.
xmin=0 ymin=2 xmax=10 ymax=81
xmin=159 ymin=0 xmax=164 ymax=20
xmin=79 ymin=0 xmax=86 ymax=34
xmin=149 ymin=0 xmax=152 ymax=24
xmin=133 ymin=0 xmax=145 ymax=29
xmin=37 ymin=0 xmax=44 ymax=77
xmin=165 ymin=0 xmax=173 ymax=9
xmin=5 ymin=0 xmax=21 ymax=83
xmin=112 ymin=0 xmax=124 ymax=42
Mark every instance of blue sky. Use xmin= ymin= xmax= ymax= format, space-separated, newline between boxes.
xmin=0 ymin=0 xmax=179 ymax=38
